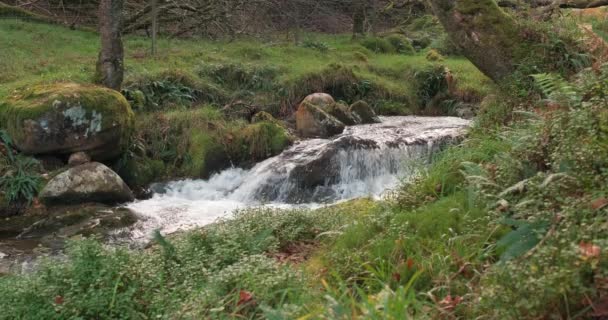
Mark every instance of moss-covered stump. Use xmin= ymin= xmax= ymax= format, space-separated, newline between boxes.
xmin=0 ymin=83 xmax=135 ymax=161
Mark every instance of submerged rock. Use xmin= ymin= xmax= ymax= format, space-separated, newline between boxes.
xmin=0 ymin=83 xmax=134 ymax=161
xmin=296 ymin=101 xmax=345 ymax=138
xmin=40 ymin=162 xmax=134 ymax=205
xmin=349 ymin=100 xmax=381 ymax=124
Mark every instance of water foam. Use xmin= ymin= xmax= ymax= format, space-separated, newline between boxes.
xmin=125 ymin=116 xmax=470 ymax=240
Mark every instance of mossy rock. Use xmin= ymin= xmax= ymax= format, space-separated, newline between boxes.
xmin=325 ymin=102 xmax=360 ymax=126
xmin=183 ymin=131 xmax=227 ymax=178
xmin=116 ymin=156 xmax=165 ymax=191
xmin=349 ymin=101 xmax=381 ymax=124
xmin=234 ymin=122 xmax=293 ymax=161
xmin=296 ymin=102 xmax=345 ymax=138
xmin=0 ymin=83 xmax=135 ymax=161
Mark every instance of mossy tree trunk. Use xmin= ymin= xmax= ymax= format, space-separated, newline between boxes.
xmin=352 ymin=0 xmax=366 ymax=38
xmin=96 ymin=0 xmax=124 ymax=90
xmin=427 ymin=0 xmax=536 ymax=82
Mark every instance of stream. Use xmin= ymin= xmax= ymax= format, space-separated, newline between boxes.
xmin=123 ymin=116 xmax=471 ymax=241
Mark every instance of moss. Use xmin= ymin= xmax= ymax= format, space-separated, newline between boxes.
xmin=233 ymin=122 xmax=293 ymax=162
xmin=0 ymin=82 xmax=134 ymax=156
xmin=116 ymin=157 xmax=165 ymax=190
xmin=184 ymin=131 xmax=223 ymax=177
xmin=123 ymin=70 xmax=227 ymax=111
xmin=376 ymin=100 xmax=413 ymax=116
xmin=325 ymin=102 xmax=358 ymax=125
xmin=385 ymin=34 xmax=415 ymax=55
xmin=426 ymin=49 xmax=445 ymax=62
xmin=353 ymin=51 xmax=369 ymax=62
xmin=251 ymin=111 xmax=276 ymax=124
xmin=360 ymin=37 xmax=395 ymax=54
xmin=284 ymin=64 xmax=387 ymax=108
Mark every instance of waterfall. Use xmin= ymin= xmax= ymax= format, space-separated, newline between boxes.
xmin=125 ymin=116 xmax=470 ymax=240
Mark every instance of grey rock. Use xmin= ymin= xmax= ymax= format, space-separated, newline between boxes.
xmin=40 ymin=162 xmax=134 ymax=205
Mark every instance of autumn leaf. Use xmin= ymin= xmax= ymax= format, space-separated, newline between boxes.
xmin=406 ymin=258 xmax=415 ymax=270
xmin=580 ymin=241 xmax=601 ymax=260
xmin=591 ymin=198 xmax=608 ymax=211
xmin=439 ymin=294 xmax=462 ymax=312
xmin=392 ymin=272 xmax=401 ymax=282
xmin=237 ymin=290 xmax=254 ymax=306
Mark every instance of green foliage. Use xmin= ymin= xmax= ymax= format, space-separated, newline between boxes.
xmin=495 ymin=219 xmax=549 ymax=262
xmin=532 ymin=72 xmax=583 ymax=107
xmin=385 ymin=34 xmax=415 ymax=55
xmin=301 ymin=40 xmax=330 ymax=53
xmin=0 ymin=130 xmax=42 ymax=205
xmin=413 ymin=65 xmax=448 ymax=108
xmin=123 ymin=70 xmax=226 ymax=112
xmin=0 ymin=208 xmax=346 ymax=319
xmin=360 ymin=37 xmax=395 ymax=54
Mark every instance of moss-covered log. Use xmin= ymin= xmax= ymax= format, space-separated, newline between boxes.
xmin=427 ymin=0 xmax=535 ymax=82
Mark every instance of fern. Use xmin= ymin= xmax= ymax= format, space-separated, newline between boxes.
xmin=496 ymin=218 xmax=549 ymax=262
xmin=0 ymin=156 xmax=43 ymax=205
xmin=532 ymin=73 xmax=581 ymax=107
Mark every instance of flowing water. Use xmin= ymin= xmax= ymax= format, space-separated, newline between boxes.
xmin=125 ymin=116 xmax=470 ymax=240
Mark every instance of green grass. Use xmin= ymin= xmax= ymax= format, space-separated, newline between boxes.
xmin=0 ymin=19 xmax=493 ymax=115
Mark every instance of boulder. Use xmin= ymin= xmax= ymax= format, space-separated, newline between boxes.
xmin=296 ymin=102 xmax=345 ymax=138
xmin=40 ymin=162 xmax=134 ymax=205
xmin=349 ymin=100 xmax=381 ymax=124
xmin=301 ymin=93 xmax=335 ymax=110
xmin=325 ymin=102 xmax=361 ymax=125
xmin=0 ymin=83 xmax=134 ymax=161
xmin=68 ymin=151 xmax=91 ymax=167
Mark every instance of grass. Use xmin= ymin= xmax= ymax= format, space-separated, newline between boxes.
xmin=2 ymin=14 xmax=608 ymax=320
xmin=0 ymin=19 xmax=493 ymax=115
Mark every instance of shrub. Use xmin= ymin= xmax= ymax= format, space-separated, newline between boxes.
xmin=360 ymin=37 xmax=395 ymax=54
xmin=425 ymin=49 xmax=444 ymax=62
xmin=0 ymin=130 xmax=42 ymax=206
xmin=301 ymin=40 xmax=330 ymax=53
xmin=386 ymin=34 xmax=415 ymax=55
xmin=123 ymin=70 xmax=226 ymax=112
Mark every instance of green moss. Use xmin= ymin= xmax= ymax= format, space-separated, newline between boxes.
xmin=385 ymin=34 xmax=415 ymax=55
xmin=0 ymin=82 xmax=134 ymax=154
xmin=251 ymin=111 xmax=276 ymax=124
xmin=184 ymin=131 xmax=222 ymax=177
xmin=117 ymin=157 xmax=165 ymax=189
xmin=233 ymin=121 xmax=292 ymax=161
xmin=426 ymin=49 xmax=445 ymax=62
xmin=360 ymin=37 xmax=395 ymax=54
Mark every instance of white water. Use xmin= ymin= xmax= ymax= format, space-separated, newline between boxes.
xmin=125 ymin=116 xmax=470 ymax=240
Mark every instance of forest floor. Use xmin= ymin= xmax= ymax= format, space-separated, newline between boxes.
xmin=0 ymin=16 xmax=608 ymax=319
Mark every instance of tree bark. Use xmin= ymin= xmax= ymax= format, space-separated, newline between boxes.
xmin=96 ymin=0 xmax=124 ymax=90
xmin=352 ymin=0 xmax=366 ymax=38
xmin=427 ymin=0 xmax=535 ymax=82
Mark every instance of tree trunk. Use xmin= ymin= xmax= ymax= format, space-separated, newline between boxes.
xmin=96 ymin=0 xmax=124 ymax=90
xmin=352 ymin=0 xmax=366 ymax=38
xmin=151 ymin=0 xmax=158 ymax=56
xmin=427 ymin=0 xmax=534 ymax=82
